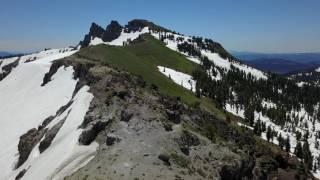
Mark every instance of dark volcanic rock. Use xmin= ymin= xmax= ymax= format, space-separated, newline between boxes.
xmin=179 ymin=130 xmax=200 ymax=147
xmin=15 ymin=169 xmax=27 ymax=180
xmin=39 ymin=117 xmax=66 ymax=153
xmin=16 ymin=128 xmax=47 ymax=168
xmin=166 ymin=109 xmax=180 ymax=124
xmin=180 ymin=147 xmax=190 ymax=156
xmin=158 ymin=154 xmax=171 ymax=166
xmin=89 ymin=23 xmax=105 ymax=38
xmin=79 ymin=121 xmax=110 ymax=145
xmin=106 ymin=134 xmax=120 ymax=146
xmin=126 ymin=19 xmax=169 ymax=32
xmin=102 ymin=20 xmax=123 ymax=42
xmin=41 ymin=60 xmax=65 ymax=86
xmin=80 ymin=34 xmax=91 ymax=48
xmin=0 ymin=58 xmax=20 ymax=81
xmin=220 ymin=164 xmax=241 ymax=180
xmin=220 ymin=156 xmax=255 ymax=180
xmin=80 ymin=22 xmax=105 ymax=48
xmin=120 ymin=109 xmax=133 ymax=122
xmin=38 ymin=115 xmax=55 ymax=130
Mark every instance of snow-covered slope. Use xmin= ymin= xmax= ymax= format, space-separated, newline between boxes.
xmin=158 ymin=66 xmax=196 ymax=92
xmin=89 ymin=27 xmax=149 ymax=46
xmin=0 ymin=48 xmax=97 ymax=180
xmin=151 ymin=31 xmax=267 ymax=80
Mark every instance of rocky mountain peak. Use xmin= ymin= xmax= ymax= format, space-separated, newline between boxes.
xmin=89 ymin=22 xmax=105 ymax=38
xmin=102 ymin=20 xmax=123 ymax=42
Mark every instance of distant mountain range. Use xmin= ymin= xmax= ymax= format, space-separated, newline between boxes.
xmin=243 ymin=58 xmax=320 ymax=74
xmin=0 ymin=51 xmax=12 ymax=57
xmin=232 ymin=51 xmax=320 ymax=74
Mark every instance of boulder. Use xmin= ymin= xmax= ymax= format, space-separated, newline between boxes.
xmin=106 ymin=134 xmax=120 ymax=146
xmin=166 ymin=109 xmax=180 ymax=124
xmin=120 ymin=110 xmax=133 ymax=122
xmin=79 ymin=121 xmax=110 ymax=145
xmin=158 ymin=154 xmax=171 ymax=166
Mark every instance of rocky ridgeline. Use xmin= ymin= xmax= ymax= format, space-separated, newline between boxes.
xmin=45 ymin=54 xmax=313 ymax=180
xmin=79 ymin=19 xmax=170 ymax=48
xmin=80 ymin=21 xmax=122 ymax=47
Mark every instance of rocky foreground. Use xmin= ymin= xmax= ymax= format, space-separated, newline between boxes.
xmin=55 ymin=54 xmax=313 ymax=180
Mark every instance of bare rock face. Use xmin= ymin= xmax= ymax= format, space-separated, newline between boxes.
xmin=0 ymin=58 xmax=20 ymax=81
xmin=80 ymin=22 xmax=105 ymax=47
xmin=120 ymin=109 xmax=133 ymax=122
xmin=15 ymin=169 xmax=27 ymax=180
xmin=16 ymin=128 xmax=47 ymax=168
xmin=106 ymin=134 xmax=120 ymax=146
xmin=39 ymin=117 xmax=66 ymax=153
xmin=102 ymin=21 xmax=123 ymax=42
xmin=89 ymin=23 xmax=105 ymax=38
xmin=41 ymin=60 xmax=65 ymax=86
xmin=79 ymin=120 xmax=110 ymax=145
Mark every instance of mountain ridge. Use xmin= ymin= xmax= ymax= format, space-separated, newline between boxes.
xmin=0 ymin=19 xmax=319 ymax=179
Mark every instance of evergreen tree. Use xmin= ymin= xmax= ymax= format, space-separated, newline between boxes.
xmin=285 ymin=136 xmax=291 ymax=152
xmin=303 ymin=141 xmax=313 ymax=170
xmin=253 ymin=119 xmax=262 ymax=136
xmin=266 ymin=126 xmax=272 ymax=142
xmin=295 ymin=142 xmax=303 ymax=159
xmin=244 ymin=106 xmax=255 ymax=126
xmin=278 ymin=134 xmax=284 ymax=149
xmin=296 ymin=131 xmax=302 ymax=141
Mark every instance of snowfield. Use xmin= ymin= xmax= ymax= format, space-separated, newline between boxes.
xmin=0 ymin=48 xmax=97 ymax=180
xmin=90 ymin=27 xmax=149 ymax=46
xmin=158 ymin=66 xmax=196 ymax=92
xmin=151 ymin=31 xmax=267 ymax=80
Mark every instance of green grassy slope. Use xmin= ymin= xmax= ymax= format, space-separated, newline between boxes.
xmin=76 ymin=34 xmax=225 ymax=119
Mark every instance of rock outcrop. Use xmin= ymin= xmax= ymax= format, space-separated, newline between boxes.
xmin=102 ymin=20 xmax=122 ymax=42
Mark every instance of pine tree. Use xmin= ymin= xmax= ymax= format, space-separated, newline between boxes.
xmin=244 ymin=106 xmax=255 ymax=126
xmin=253 ymin=119 xmax=262 ymax=136
xmin=278 ymin=134 xmax=284 ymax=149
xmin=295 ymin=142 xmax=303 ymax=159
xmin=303 ymin=141 xmax=313 ymax=170
xmin=296 ymin=131 xmax=302 ymax=141
xmin=266 ymin=126 xmax=272 ymax=142
xmin=285 ymin=136 xmax=291 ymax=152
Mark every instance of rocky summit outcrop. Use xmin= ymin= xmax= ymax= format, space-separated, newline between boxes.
xmin=102 ymin=20 xmax=123 ymax=42
xmin=80 ymin=20 xmax=123 ymax=48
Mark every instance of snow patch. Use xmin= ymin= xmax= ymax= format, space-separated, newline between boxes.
xmin=151 ymin=31 xmax=267 ymax=80
xmin=158 ymin=66 xmax=196 ymax=92
xmin=90 ymin=27 xmax=149 ymax=46
xmin=0 ymin=47 xmax=97 ymax=180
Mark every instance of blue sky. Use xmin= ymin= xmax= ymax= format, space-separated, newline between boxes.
xmin=0 ymin=0 xmax=319 ymax=53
